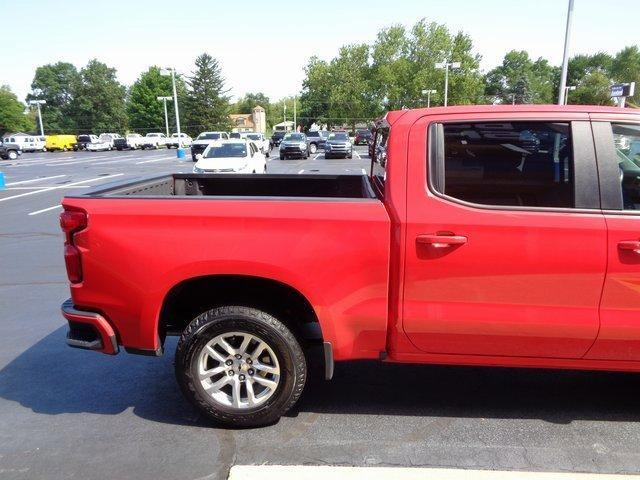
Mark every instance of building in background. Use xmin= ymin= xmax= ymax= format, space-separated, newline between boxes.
xmin=229 ymin=105 xmax=266 ymax=133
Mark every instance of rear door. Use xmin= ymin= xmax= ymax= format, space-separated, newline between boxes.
xmin=402 ymin=113 xmax=607 ymax=358
xmin=586 ymin=119 xmax=640 ymax=361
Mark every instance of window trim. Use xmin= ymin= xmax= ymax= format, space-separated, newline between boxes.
xmin=427 ymin=119 xmax=600 ymax=213
xmin=593 ymin=120 xmax=640 ymax=214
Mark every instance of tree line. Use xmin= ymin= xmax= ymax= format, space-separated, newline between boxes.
xmin=298 ymin=19 xmax=639 ymax=129
xmin=0 ymin=53 xmax=232 ymax=137
xmin=1 ymin=18 xmax=639 ymax=137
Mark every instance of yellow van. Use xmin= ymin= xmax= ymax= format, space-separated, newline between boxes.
xmin=46 ymin=135 xmax=77 ymax=152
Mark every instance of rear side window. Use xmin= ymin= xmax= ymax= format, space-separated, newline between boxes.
xmin=612 ymin=123 xmax=640 ymax=210
xmin=436 ymin=122 xmax=574 ymax=208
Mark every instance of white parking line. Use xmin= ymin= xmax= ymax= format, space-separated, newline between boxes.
xmin=135 ymin=157 xmax=171 ymax=164
xmin=361 ymin=168 xmax=367 ymax=175
xmin=313 ymin=153 xmax=322 ymax=160
xmin=6 ymin=174 xmax=66 ymax=186
xmin=228 ymin=466 xmax=640 ymax=480
xmin=28 ymin=205 xmax=63 ymax=216
xmin=298 ymin=169 xmax=305 ymax=174
xmin=353 ymin=150 xmax=361 ymax=159
xmin=0 ymin=174 xmax=124 ymax=203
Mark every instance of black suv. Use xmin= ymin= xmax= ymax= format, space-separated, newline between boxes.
xmin=306 ymin=130 xmax=329 ymax=153
xmin=0 ymin=140 xmax=22 ymax=160
xmin=270 ymin=131 xmax=286 ymax=149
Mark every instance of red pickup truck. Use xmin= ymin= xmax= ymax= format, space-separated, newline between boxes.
xmin=61 ymin=105 xmax=640 ymax=427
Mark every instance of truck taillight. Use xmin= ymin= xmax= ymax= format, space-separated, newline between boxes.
xmin=60 ymin=209 xmax=87 ymax=283
xmin=64 ymin=244 xmax=83 ymax=283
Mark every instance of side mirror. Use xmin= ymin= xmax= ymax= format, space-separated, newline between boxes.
xmin=195 ymin=153 xmax=203 ymax=161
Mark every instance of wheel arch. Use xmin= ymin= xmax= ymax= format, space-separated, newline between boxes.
xmin=158 ymin=274 xmax=325 ymax=349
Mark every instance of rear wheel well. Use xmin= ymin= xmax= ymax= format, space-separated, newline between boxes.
xmin=159 ymin=275 xmax=323 ymax=350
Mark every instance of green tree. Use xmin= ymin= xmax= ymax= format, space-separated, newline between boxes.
xmin=26 ymin=62 xmax=79 ymax=133
xmin=0 ymin=85 xmax=35 ymax=135
xmin=184 ymin=53 xmax=231 ymax=136
xmin=370 ymin=24 xmax=412 ymax=111
xmin=299 ymin=57 xmax=334 ymax=127
xmin=70 ymin=60 xmax=127 ymax=133
xmin=571 ymin=70 xmax=613 ymax=105
xmin=568 ymin=53 xmax=613 ymax=87
xmin=326 ymin=44 xmax=375 ymax=130
xmin=612 ymin=46 xmax=640 ymax=103
xmin=233 ymin=92 xmax=270 ymax=114
xmin=485 ymin=50 xmax=558 ymax=104
xmin=127 ymin=66 xmax=186 ymax=134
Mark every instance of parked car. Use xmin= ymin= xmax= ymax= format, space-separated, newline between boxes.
xmin=192 ymin=139 xmax=267 ymax=174
xmin=2 ymin=133 xmax=46 ymax=152
xmin=58 ymin=105 xmax=640 ymax=429
xmin=191 ymin=131 xmax=230 ymax=161
xmin=229 ymin=132 xmax=241 ymax=139
xmin=86 ymin=135 xmax=113 ymax=152
xmin=354 ymin=129 xmax=373 ymax=145
xmin=244 ymin=133 xmax=270 ymax=156
xmin=74 ymin=135 xmax=99 ymax=151
xmin=0 ymin=139 xmax=22 ymax=160
xmin=279 ymin=132 xmax=309 ymax=159
xmin=141 ymin=133 xmax=168 ymax=149
xmin=98 ymin=133 xmax=122 ymax=150
xmin=270 ymin=131 xmax=286 ymax=149
xmin=45 ymin=134 xmax=77 ymax=152
xmin=324 ymin=131 xmax=353 ymax=159
xmin=114 ymin=134 xmax=143 ymax=150
xmin=167 ymin=133 xmax=193 ymax=149
xmin=306 ymin=130 xmax=329 ymax=153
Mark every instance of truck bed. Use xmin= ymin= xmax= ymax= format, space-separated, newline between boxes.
xmin=72 ymin=174 xmax=377 ymax=199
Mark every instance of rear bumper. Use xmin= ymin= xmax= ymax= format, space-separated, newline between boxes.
xmin=61 ymin=299 xmax=119 ymax=355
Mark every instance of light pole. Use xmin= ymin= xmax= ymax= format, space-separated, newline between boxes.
xmin=161 ymin=67 xmax=183 ymax=158
xmin=157 ymin=96 xmax=172 ymax=137
xmin=558 ymin=0 xmax=575 ymax=105
xmin=564 ymin=86 xmax=576 ymax=105
xmin=29 ymin=100 xmax=47 ymax=136
xmin=435 ymin=61 xmax=461 ymax=107
xmin=421 ymin=89 xmax=437 ymax=108
xmin=293 ymin=97 xmax=297 ymax=132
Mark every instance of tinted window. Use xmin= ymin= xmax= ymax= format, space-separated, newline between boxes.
xmin=205 ymin=143 xmax=247 ymax=158
xmin=438 ymin=122 xmax=574 ymax=208
xmin=198 ymin=133 xmax=221 ymax=140
xmin=307 ymin=131 xmax=319 ymax=138
xmin=284 ymin=133 xmax=305 ymax=141
xmin=329 ymin=132 xmax=348 ymax=141
xmin=612 ymin=123 xmax=640 ymax=210
xmin=371 ymin=126 xmax=389 ymax=192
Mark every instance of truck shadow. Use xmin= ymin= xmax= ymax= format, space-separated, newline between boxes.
xmin=1 ymin=327 xmax=640 ymax=427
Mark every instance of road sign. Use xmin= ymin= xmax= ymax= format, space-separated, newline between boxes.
xmin=611 ymin=82 xmax=636 ymax=98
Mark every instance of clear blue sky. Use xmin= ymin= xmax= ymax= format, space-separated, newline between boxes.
xmin=5 ymin=0 xmax=639 ymax=102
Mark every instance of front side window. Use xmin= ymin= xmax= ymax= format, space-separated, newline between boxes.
xmin=612 ymin=123 xmax=640 ymax=210
xmin=437 ymin=122 xmax=574 ymax=208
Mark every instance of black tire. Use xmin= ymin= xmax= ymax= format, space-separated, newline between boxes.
xmin=280 ymin=154 xmax=285 ymax=160
xmin=175 ymin=306 xmax=307 ymax=428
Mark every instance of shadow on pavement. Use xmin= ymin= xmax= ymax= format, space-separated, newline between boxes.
xmin=2 ymin=327 xmax=640 ymax=426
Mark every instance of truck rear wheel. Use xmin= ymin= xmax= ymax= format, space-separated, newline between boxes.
xmin=175 ymin=306 xmax=307 ymax=428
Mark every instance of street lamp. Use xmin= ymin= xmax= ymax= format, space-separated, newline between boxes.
xmin=421 ymin=89 xmax=437 ymax=108
xmin=29 ymin=99 xmax=47 ymax=136
xmin=558 ymin=0 xmax=575 ymax=105
xmin=564 ymin=85 xmax=577 ymax=105
xmin=160 ymin=67 xmax=184 ymax=158
xmin=435 ymin=61 xmax=461 ymax=107
xmin=157 ymin=96 xmax=173 ymax=137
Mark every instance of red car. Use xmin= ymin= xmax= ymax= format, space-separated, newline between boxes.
xmin=354 ymin=129 xmax=373 ymax=145
xmin=61 ymin=105 xmax=640 ymax=427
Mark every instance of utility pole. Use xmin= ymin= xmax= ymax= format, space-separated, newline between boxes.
xmin=558 ymin=0 xmax=575 ymax=105
xmin=29 ymin=100 xmax=47 ymax=136
xmin=161 ymin=67 xmax=183 ymax=158
xmin=157 ymin=96 xmax=172 ymax=137
xmin=435 ymin=61 xmax=461 ymax=107
xmin=293 ymin=97 xmax=297 ymax=132
xmin=421 ymin=89 xmax=437 ymax=108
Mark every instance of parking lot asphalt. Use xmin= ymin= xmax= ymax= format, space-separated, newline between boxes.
xmin=2 ymin=146 xmax=640 ymax=479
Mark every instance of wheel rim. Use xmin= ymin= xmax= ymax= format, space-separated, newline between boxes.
xmin=9 ymin=151 xmax=17 ymax=159
xmin=310 ymin=144 xmax=317 ymax=154
xmin=197 ymin=331 xmax=281 ymax=409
